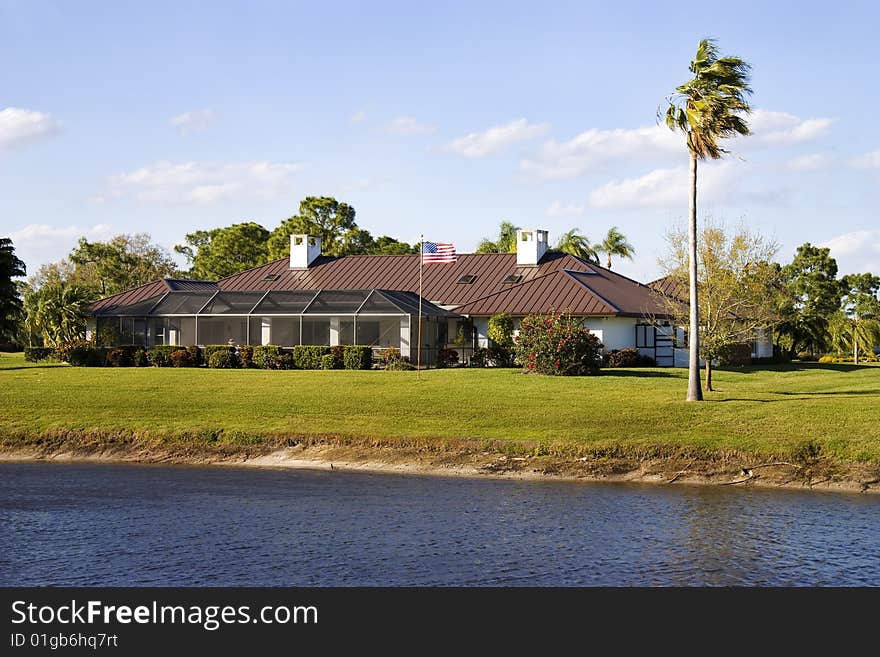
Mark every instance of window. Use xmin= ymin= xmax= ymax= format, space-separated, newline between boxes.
xmin=456 ymin=275 xmax=477 ymax=284
xmin=502 ymin=274 xmax=523 ymax=284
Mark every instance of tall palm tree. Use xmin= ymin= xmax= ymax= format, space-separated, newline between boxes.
xmin=555 ymin=229 xmax=599 ymax=264
xmin=599 ymin=227 xmax=635 ymax=269
xmin=476 ymin=221 xmax=520 ymax=253
xmin=664 ymin=39 xmax=752 ymax=401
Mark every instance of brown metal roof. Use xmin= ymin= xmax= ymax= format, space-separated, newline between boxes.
xmin=89 ymin=252 xmax=670 ymax=319
xmin=88 ymin=279 xmax=169 ymax=314
xmin=217 ymin=251 xmax=595 ymax=305
xmin=454 ymin=269 xmax=671 ymax=318
xmin=647 ymin=275 xmax=686 ymax=301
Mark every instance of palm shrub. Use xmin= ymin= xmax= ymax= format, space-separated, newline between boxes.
xmin=514 ymin=311 xmax=602 ymax=375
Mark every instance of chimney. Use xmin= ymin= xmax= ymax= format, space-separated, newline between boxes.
xmin=516 ymin=229 xmax=549 ymax=266
xmin=290 ymin=234 xmax=322 ymax=269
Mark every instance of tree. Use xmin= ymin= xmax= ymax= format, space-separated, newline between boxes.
xmin=778 ymin=243 xmax=842 ymax=355
xmin=70 ymin=233 xmax=177 ymax=296
xmin=370 ymin=236 xmax=419 ymax=255
xmin=664 ymin=38 xmax=753 ymax=401
xmin=0 ymin=238 xmax=26 ymax=342
xmin=838 ymin=273 xmax=880 ymax=363
xmin=267 ymin=197 xmax=360 ymax=259
xmin=175 ymin=222 xmax=270 ymax=279
xmin=599 ymin=227 xmax=635 ymax=269
xmin=554 ymin=229 xmax=599 ymax=263
xmin=23 ymin=281 xmax=96 ymax=347
xmin=659 ymin=221 xmax=779 ymax=391
xmin=475 ymin=221 xmax=519 ymax=254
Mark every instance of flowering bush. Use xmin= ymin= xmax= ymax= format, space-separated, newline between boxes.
xmin=514 ymin=311 xmax=602 ymax=375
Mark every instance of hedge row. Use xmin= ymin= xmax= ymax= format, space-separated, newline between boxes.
xmin=35 ymin=341 xmax=377 ymax=370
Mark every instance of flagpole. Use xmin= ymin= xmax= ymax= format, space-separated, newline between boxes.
xmin=417 ymin=234 xmax=423 ymax=377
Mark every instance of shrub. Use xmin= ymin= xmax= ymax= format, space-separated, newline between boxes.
xmin=133 ymin=348 xmax=149 ymax=367
xmin=170 ymin=349 xmax=195 ymax=367
xmin=604 ymin=348 xmax=653 ymax=368
xmin=717 ymin=343 xmax=752 ymax=366
xmin=514 ymin=311 xmax=602 ymax=376
xmin=292 ymin=345 xmax=330 ymax=369
xmin=321 ymin=353 xmax=336 ymax=370
xmin=187 ymin=345 xmax=203 ymax=367
xmin=24 ymin=347 xmax=53 ymax=363
xmin=207 ymin=349 xmax=239 ymax=369
xmin=147 ymin=345 xmax=183 ymax=367
xmin=277 ymin=352 xmax=296 ymax=370
xmin=329 ymin=345 xmax=345 ymax=369
xmin=106 ymin=345 xmax=142 ymax=367
xmin=68 ymin=343 xmax=104 ymax=367
xmin=436 ymin=348 xmax=459 ymax=368
xmin=796 ymin=351 xmax=818 ymax=362
xmin=469 ymin=346 xmax=513 ymax=367
xmin=817 ymin=355 xmax=834 ymax=363
xmin=253 ymin=345 xmax=284 ymax=369
xmin=204 ymin=345 xmax=237 ymax=362
xmin=343 ymin=345 xmax=373 ymax=370
xmin=385 ymin=358 xmax=415 ymax=371
xmin=53 ymin=339 xmax=93 ymax=364
xmin=0 ymin=342 xmax=22 ymax=352
xmin=487 ymin=313 xmax=515 ymax=364
xmin=380 ymin=346 xmax=401 ymax=365
xmin=238 ymin=345 xmax=254 ymax=368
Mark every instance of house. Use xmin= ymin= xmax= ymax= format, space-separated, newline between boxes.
xmin=87 ymin=229 xmax=675 ymax=365
xmin=647 ymin=275 xmax=774 ymax=366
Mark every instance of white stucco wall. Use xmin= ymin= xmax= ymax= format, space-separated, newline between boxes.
xmin=473 ymin=315 xmax=642 ymax=352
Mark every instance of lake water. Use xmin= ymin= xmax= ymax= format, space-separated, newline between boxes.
xmin=1 ymin=462 xmax=878 ymax=586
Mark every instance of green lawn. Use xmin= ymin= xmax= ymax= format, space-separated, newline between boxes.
xmin=1 ymin=352 xmax=878 ymax=461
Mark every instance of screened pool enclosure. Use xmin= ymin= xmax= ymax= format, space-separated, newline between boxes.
xmin=90 ymin=289 xmax=459 ymax=363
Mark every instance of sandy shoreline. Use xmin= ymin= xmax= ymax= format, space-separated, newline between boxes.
xmin=2 ymin=442 xmax=878 ymax=495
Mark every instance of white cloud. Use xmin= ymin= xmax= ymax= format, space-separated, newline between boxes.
xmin=169 ymin=109 xmax=214 ymax=134
xmin=588 ymin=164 xmax=736 ymax=210
xmin=520 ymin=125 xmax=683 ymax=180
xmin=447 ymin=119 xmax=549 ymax=158
xmin=0 ymin=107 xmax=61 ymax=149
xmin=786 ymin=153 xmax=833 ymax=171
xmin=544 ymin=200 xmax=585 ymax=217
xmin=747 ymin=110 xmax=833 ymax=146
xmin=386 ymin=116 xmax=438 ymax=135
xmin=821 ymin=229 xmax=880 ymax=275
xmin=10 ymin=223 xmax=115 ymax=272
xmin=349 ymin=109 xmax=367 ymax=125
xmin=849 ymin=149 xmax=880 ymax=169
xmin=105 ymin=160 xmax=304 ymax=204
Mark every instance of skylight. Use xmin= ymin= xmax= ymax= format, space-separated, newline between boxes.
xmin=502 ymin=274 xmax=523 ymax=284
xmin=456 ymin=275 xmax=477 ymax=284
xmin=263 ymin=274 xmax=280 ymax=281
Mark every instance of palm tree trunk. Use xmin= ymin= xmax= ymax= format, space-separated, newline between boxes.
xmin=853 ymin=314 xmax=859 ymax=364
xmin=705 ymin=357 xmax=713 ymax=391
xmin=687 ymin=152 xmax=703 ymax=401
xmin=606 ymin=253 xmax=612 ymax=269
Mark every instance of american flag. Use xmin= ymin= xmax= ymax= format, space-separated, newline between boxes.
xmin=421 ymin=241 xmax=457 ymax=263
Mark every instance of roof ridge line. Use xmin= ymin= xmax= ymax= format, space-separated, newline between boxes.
xmin=565 ymin=271 xmax=622 ymax=313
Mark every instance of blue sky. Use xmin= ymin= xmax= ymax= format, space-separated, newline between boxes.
xmin=2 ymin=0 xmax=879 ymax=283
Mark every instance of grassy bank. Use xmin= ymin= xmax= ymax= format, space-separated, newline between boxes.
xmin=2 ymin=352 xmax=879 ymax=466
